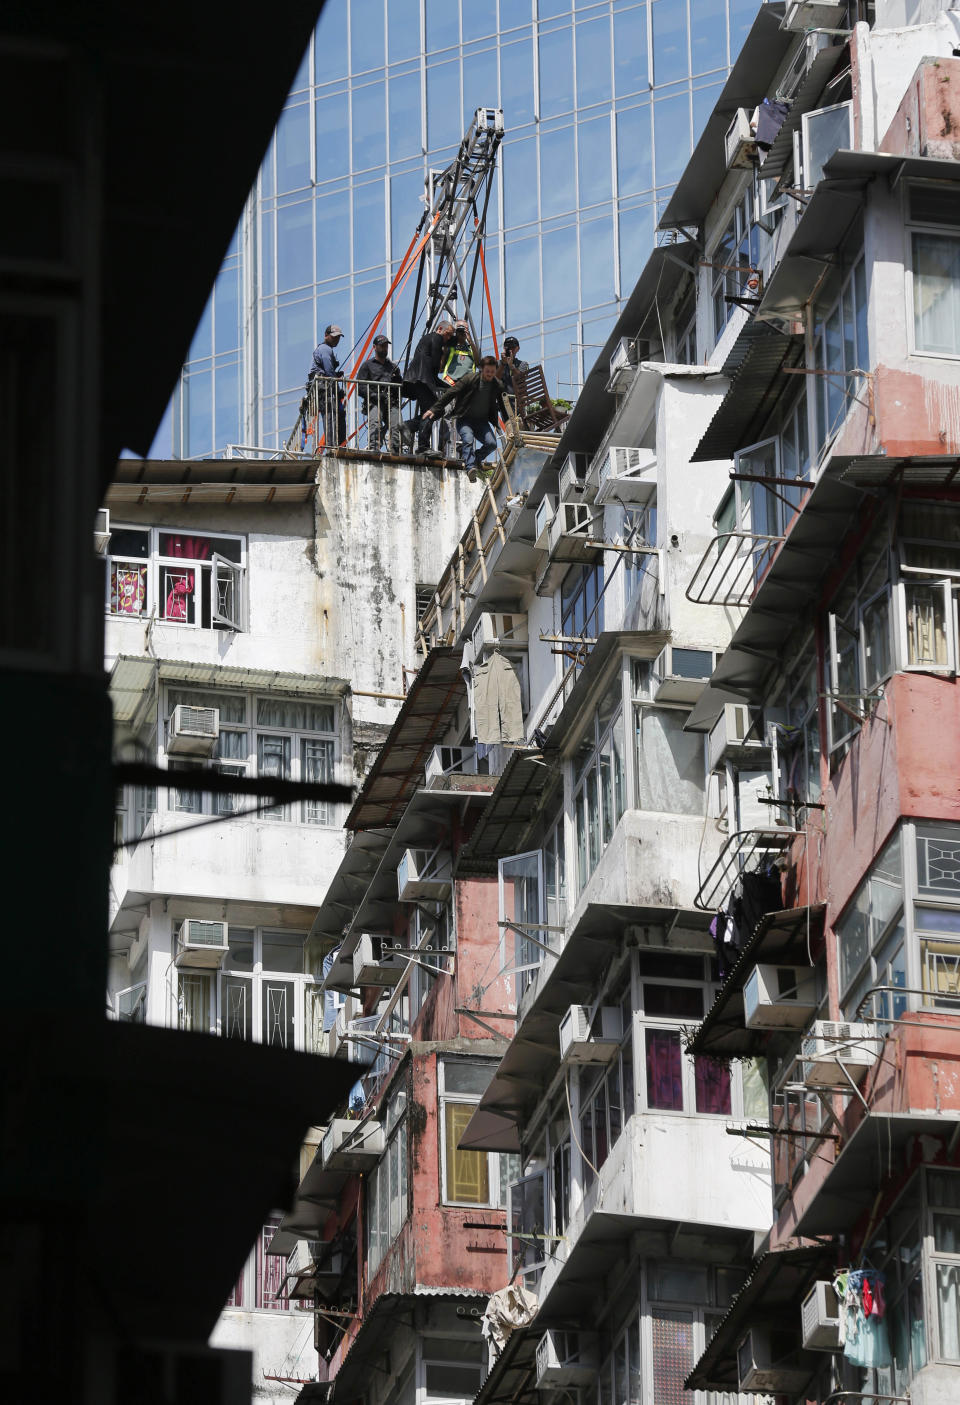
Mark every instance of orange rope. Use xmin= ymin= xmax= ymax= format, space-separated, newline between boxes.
xmin=477 ymin=235 xmax=498 ymax=360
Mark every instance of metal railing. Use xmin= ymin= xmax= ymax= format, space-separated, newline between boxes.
xmin=685 ymin=530 xmax=784 ymax=607
xmin=694 ymin=827 xmax=799 ymax=913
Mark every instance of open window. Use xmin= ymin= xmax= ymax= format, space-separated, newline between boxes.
xmin=795 ymin=101 xmax=852 ymax=191
xmin=499 ymin=850 xmax=545 ymax=1000
xmin=213 ymin=554 xmax=243 ymax=629
xmin=895 ymin=579 xmax=957 ymax=675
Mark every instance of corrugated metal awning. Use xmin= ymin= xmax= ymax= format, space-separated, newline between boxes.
xmin=108 ymin=654 xmax=350 ymax=724
xmin=688 ymin=905 xmax=825 ymax=1058
xmin=691 ymin=323 xmax=804 ymax=463
xmin=456 ymin=749 xmax=560 ymax=877
xmin=345 ymin=648 xmax=466 ymax=831
xmin=760 ymin=44 xmax=847 ymax=182
xmin=106 ymin=456 xmax=317 ymax=507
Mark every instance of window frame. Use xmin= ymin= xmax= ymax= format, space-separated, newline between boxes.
xmin=905 ymin=181 xmax=960 ymax=362
xmin=105 ymin=524 xmax=247 ymax=631
xmin=438 ymin=1058 xmax=517 ymax=1210
xmin=176 ymin=924 xmax=314 ymax=1050
xmin=367 ymin=1083 xmax=409 ymax=1276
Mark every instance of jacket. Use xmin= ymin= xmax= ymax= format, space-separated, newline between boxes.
xmin=431 ymin=370 xmax=508 ymax=425
xmin=406 ymin=330 xmax=447 ymax=386
xmin=356 ymin=354 xmax=402 ymax=405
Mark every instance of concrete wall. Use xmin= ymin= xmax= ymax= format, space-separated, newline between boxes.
xmin=209 ymin=1310 xmax=313 ymax=1405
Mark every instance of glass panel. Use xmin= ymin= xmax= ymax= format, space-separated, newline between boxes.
xmin=501 ymin=38 xmax=535 ymax=128
xmin=654 ymin=94 xmax=690 ymax=188
xmin=694 ymin=1056 xmax=732 ymax=1115
xmin=650 ymin=1311 xmax=694 ymax=1405
xmin=644 ymin=984 xmax=703 ymax=1020
xmin=427 ymin=61 xmax=460 ymax=153
xmin=388 ymin=0 xmax=420 ymax=64
xmin=542 ymin=224 xmax=578 ymax=315
xmin=224 ymin=927 xmax=254 ymax=972
xmin=388 ymin=71 xmax=422 ymax=162
xmin=576 ymin=17 xmax=612 ymax=110
xmin=917 ymin=825 xmax=960 ymax=895
xmin=351 ymin=0 xmax=385 ymax=73
xmin=691 ymin=0 xmax=725 ymax=77
xmin=505 ymin=136 xmax=539 ymax=228
xmin=903 ymin=582 xmax=950 ymax=667
xmin=426 ymin=0 xmax=458 ymax=51
xmin=614 ymin=4 xmax=647 ymax=96
xmin=223 ymin=976 xmax=252 ymax=1039
xmin=315 ymin=95 xmax=350 ymax=184
xmin=539 ymin=27 xmax=573 ymax=119
xmin=445 ymin=1101 xmax=490 ymax=1203
xmin=262 ymin=979 xmax=295 ymax=1048
xmin=645 ymin=1028 xmax=683 ymax=1111
xmin=261 ymin=931 xmax=304 ymax=973
xmin=444 ymin=1061 xmax=493 ymax=1096
xmin=276 ymin=103 xmax=310 ymax=193
xmin=540 ymin=127 xmax=576 ymax=218
xmin=616 ymin=105 xmax=652 ymax=196
xmin=578 ymin=115 xmax=611 ymax=207
xmin=804 ymin=103 xmax=852 ymax=188
xmin=652 ymin=0 xmax=687 ymax=86
xmin=936 ymin=1263 xmax=960 ymax=1359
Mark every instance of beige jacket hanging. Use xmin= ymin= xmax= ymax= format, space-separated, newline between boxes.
xmin=473 ymin=652 xmax=523 ymax=744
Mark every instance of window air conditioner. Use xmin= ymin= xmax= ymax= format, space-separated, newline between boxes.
xmin=559 ymin=1005 xmax=623 ymax=1065
xmin=425 ymin=744 xmax=478 ymax=786
xmin=535 ymin=1331 xmax=598 ymax=1387
xmin=548 ymin=501 xmax=596 ymax=555
xmin=534 ymin=495 xmax=557 ymax=550
xmin=607 ymin=337 xmax=639 ymax=393
xmin=595 ymin=445 xmax=657 ymax=505
xmin=652 ymin=645 xmax=718 ymax=704
xmin=167 ymin=704 xmax=220 ymax=757
xmin=743 ymin=963 xmax=818 ymax=1030
xmin=737 ymin=1328 xmax=810 ymax=1394
xmin=801 ymin=1280 xmax=842 ymax=1351
xmin=801 ymin=1019 xmax=879 ymax=1086
xmin=321 ymin=1116 xmax=385 ymax=1170
xmin=175 ymin=918 xmax=229 ymax=969
xmin=397 ymin=848 xmax=452 ymax=902
xmin=708 ymin=703 xmax=769 ymax=772
xmin=94 ymin=507 xmax=111 ymax=556
xmin=560 ymin=452 xmax=595 ymax=504
xmin=725 ymin=108 xmax=757 ymax=169
xmin=472 ymin=611 xmax=529 ymax=655
xmin=782 ymin=1 xmax=846 ymax=31
xmin=353 ymin=933 xmax=405 ymax=988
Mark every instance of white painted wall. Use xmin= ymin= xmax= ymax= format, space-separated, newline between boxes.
xmin=210 ymin=1308 xmax=315 ymax=1405
xmin=569 ymin=809 xmax=726 ymax=924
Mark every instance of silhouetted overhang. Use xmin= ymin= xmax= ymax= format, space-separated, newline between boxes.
xmin=346 ymin=648 xmax=466 ymax=831
xmin=685 ymin=455 xmax=960 ymax=732
xmin=459 ymin=903 xmax=710 ymax=1153
xmin=456 ymin=748 xmax=561 ymax=877
xmin=330 ymin=1289 xmax=487 ymax=1403
xmin=109 ymin=654 xmax=349 ymax=726
xmin=546 ymin=243 xmax=700 ymax=467
xmin=5 ymin=2 xmax=323 ymax=473
xmin=760 ymin=44 xmax=848 ymax=182
xmin=106 ymin=458 xmax=318 ymax=507
xmin=757 ymin=183 xmax=865 ymax=321
xmin=658 ymin=3 xmax=792 ymax=232
xmin=308 ymin=829 xmax=392 ymax=959
xmin=688 ymin=905 xmax=825 ymax=1058
xmin=64 ymin=1018 xmax=358 ymax=1342
xmin=690 ymin=322 xmax=804 ymax=462
xmin=686 ymin=1244 xmax=834 ymax=1392
xmin=472 ymin=1326 xmax=539 ymax=1405
xmin=795 ymin=1112 xmax=952 ymax=1238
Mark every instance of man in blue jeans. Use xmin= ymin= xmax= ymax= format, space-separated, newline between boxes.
xmin=422 ymin=356 xmax=508 ymax=480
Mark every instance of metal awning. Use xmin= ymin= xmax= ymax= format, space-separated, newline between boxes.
xmin=758 ymin=184 xmax=865 ymax=321
xmin=689 ymin=905 xmax=825 ymax=1058
xmin=795 ymin=1111 xmax=951 ymax=1237
xmin=460 ymin=904 xmax=705 ymax=1152
xmin=685 ymin=454 xmax=960 ymax=732
xmin=690 ymin=323 xmax=804 ymax=462
xmin=548 ymin=243 xmax=699 ymax=463
xmin=825 ymin=147 xmax=960 ymax=187
xmin=542 ymin=631 xmax=669 ymax=756
xmin=456 ymin=749 xmax=560 ymax=876
xmin=760 ymin=44 xmax=848 ymax=182
xmin=106 ymin=456 xmax=318 ymax=507
xmin=686 ymin=1244 xmax=833 ymax=1391
xmin=109 ymin=654 xmax=349 ymax=725
xmin=472 ymin=1326 xmax=539 ymax=1405
xmin=659 ymin=4 xmax=792 ymax=231
xmin=346 ymin=648 xmax=466 ymax=831
xmin=307 ymin=828 xmax=392 ymax=959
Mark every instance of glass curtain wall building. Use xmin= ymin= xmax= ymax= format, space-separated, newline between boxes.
xmin=171 ymin=0 xmax=764 ymax=459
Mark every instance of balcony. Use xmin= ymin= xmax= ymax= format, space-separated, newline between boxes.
xmin=694 ymin=827 xmax=798 ymax=913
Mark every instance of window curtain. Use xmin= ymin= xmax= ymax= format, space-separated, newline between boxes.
xmin=645 ymin=1028 xmax=683 ymax=1110
xmin=635 ymin=709 xmax=706 ymax=816
xmin=160 ymin=533 xmax=212 ymax=559
xmin=694 ymin=1056 xmax=731 ymax=1115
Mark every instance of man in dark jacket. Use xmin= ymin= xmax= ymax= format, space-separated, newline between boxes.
xmin=404 ymin=321 xmax=455 ymax=453
xmin=356 ymin=334 xmax=403 ymax=452
xmin=423 ymin=356 xmax=508 ymax=478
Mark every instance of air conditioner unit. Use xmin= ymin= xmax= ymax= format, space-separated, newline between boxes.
xmin=801 ymin=1280 xmax=841 ymax=1351
xmin=708 ymin=704 xmax=770 ymax=772
xmin=744 ymin=963 xmax=818 ymax=1030
xmin=353 ymin=933 xmax=405 ymax=988
xmin=559 ymin=1005 xmax=623 ymax=1065
xmin=286 ymin=1238 xmax=324 ymax=1279
xmin=535 ymin=1331 xmax=598 ymax=1387
xmin=595 ymin=445 xmax=657 ymax=505
xmin=472 ymin=611 xmax=529 ymax=654
xmin=94 ymin=507 xmax=111 ymax=555
xmin=167 ymin=704 xmax=219 ymax=757
xmin=548 ymin=501 xmax=596 ymax=555
xmin=425 ymin=745 xmax=478 ymax=786
xmin=725 ymin=108 xmax=758 ymax=169
xmin=175 ymin=917 xmax=229 ymax=969
xmin=560 ymin=452 xmax=595 ymax=504
xmin=801 ymin=1020 xmax=879 ymax=1086
xmin=607 ymin=337 xmax=639 ymax=394
xmin=321 ymin=1116 xmax=385 ymax=1170
xmin=652 ymin=645 xmax=718 ymax=703
xmin=782 ymin=0 xmax=846 ymax=31
xmin=397 ymin=848 xmax=451 ymax=902
xmin=737 ymin=1328 xmax=810 ymax=1394
xmin=534 ymin=495 xmax=557 ymax=550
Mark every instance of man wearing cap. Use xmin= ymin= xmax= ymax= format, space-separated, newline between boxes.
xmin=356 ymin=335 xmax=403 ymax=453
xmin=498 ymin=336 xmax=529 ymax=397
xmin=403 ymin=321 xmax=455 ymax=455
xmin=308 ymin=323 xmax=346 ymax=446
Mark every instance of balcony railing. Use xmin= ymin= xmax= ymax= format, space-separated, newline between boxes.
xmin=685 ymin=530 xmax=784 ymax=607
xmin=694 ymin=827 xmax=799 ymax=913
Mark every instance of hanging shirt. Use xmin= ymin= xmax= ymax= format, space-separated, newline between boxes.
xmin=473 ymin=652 xmax=523 ymax=744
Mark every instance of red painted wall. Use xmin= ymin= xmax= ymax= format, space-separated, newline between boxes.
xmin=414 ymin=875 xmax=516 ymax=1044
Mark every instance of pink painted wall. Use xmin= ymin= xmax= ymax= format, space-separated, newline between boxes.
xmin=414 ymin=875 xmax=516 ymax=1044
xmin=880 ymin=56 xmax=960 ymax=162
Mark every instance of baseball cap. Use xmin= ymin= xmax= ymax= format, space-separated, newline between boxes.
xmin=325 ymin=323 xmax=344 ymax=337
xmin=373 ymin=334 xmax=390 ymax=345
xmin=504 ymin=335 xmax=519 ymax=349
